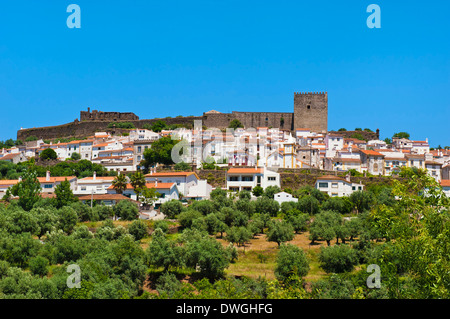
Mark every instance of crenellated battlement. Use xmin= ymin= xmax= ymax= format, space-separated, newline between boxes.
xmin=294 ymin=91 xmax=327 ymax=95
xmin=80 ymin=107 xmax=140 ymax=122
xmin=17 ymin=91 xmax=328 ymax=141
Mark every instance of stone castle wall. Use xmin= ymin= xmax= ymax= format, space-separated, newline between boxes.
xmin=17 ymin=116 xmax=202 ymax=141
xmin=17 ymin=92 xmax=329 ymax=140
xmin=294 ymin=92 xmax=328 ymax=133
xmin=202 ymin=111 xmax=294 ymax=130
xmin=80 ymin=108 xmax=139 ymax=121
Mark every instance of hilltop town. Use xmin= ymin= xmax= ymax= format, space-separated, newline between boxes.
xmin=2 ymin=92 xmax=450 ymax=300
xmin=1 ymin=92 xmax=450 ymax=203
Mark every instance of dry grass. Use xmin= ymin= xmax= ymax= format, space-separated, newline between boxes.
xmin=217 ymin=232 xmax=332 ymax=282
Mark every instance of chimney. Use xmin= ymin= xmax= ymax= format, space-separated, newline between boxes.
xmin=46 ymin=171 xmax=50 ymax=182
xmin=18 ymin=176 xmax=22 ymax=182
xmin=93 ymin=171 xmax=96 ymax=180
xmin=346 ymin=172 xmax=351 ymax=182
xmin=155 ymin=178 xmax=158 ymax=187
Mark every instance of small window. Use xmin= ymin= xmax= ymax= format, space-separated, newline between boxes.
xmin=307 ymin=105 xmax=311 ymax=110
xmin=318 ymin=182 xmax=328 ymax=188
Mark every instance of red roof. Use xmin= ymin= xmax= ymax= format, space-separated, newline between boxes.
xmin=440 ymin=180 xmax=450 ymax=187
xmin=0 ymin=153 xmax=20 ymax=161
xmin=38 ymin=176 xmax=77 ymax=183
xmin=107 ymin=182 xmax=175 ymax=190
xmin=360 ymin=149 xmax=385 ymax=156
xmin=227 ymin=167 xmax=263 ymax=174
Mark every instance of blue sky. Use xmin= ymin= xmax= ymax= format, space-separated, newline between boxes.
xmin=1 ymin=0 xmax=449 ymax=146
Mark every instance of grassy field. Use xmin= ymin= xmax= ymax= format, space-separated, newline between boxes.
xmin=218 ymin=232 xmax=330 ymax=282
xmin=82 ymin=220 xmax=334 ymax=283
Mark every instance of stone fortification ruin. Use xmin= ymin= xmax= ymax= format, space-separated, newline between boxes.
xmin=17 ymin=92 xmax=328 ymax=141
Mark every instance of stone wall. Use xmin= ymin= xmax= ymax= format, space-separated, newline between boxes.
xmin=80 ymin=108 xmax=139 ymax=121
xmin=294 ymin=92 xmax=328 ymax=133
xmin=17 ymin=116 xmax=203 ymax=141
xmin=17 ymin=91 xmax=329 ymax=140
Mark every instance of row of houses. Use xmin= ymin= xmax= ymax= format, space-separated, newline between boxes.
xmin=1 ymin=126 xmax=450 ymax=201
xmin=2 ymin=128 xmax=449 ymax=180
xmin=0 ymin=164 xmax=376 ymax=212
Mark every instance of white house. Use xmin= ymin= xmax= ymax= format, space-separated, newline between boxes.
xmin=78 ymin=193 xmax=139 ymax=207
xmin=38 ymin=171 xmax=78 ymax=193
xmin=425 ymin=161 xmax=442 ymax=182
xmin=0 ymin=180 xmax=19 ymax=197
xmin=145 ymin=171 xmax=211 ymax=200
xmin=360 ymin=149 xmax=385 ymax=175
xmin=129 ymin=129 xmax=160 ymax=141
xmin=184 ymin=179 xmax=213 ymax=200
xmin=274 ymin=191 xmax=298 ymax=205
xmin=315 ymin=175 xmax=364 ymax=197
xmin=226 ymin=166 xmax=280 ymax=193
xmin=107 ymin=181 xmax=179 ymax=204
xmin=74 ymin=173 xmax=116 ymax=195
xmin=325 ymin=133 xmax=345 ymax=158
xmin=411 ymin=140 xmax=430 ymax=155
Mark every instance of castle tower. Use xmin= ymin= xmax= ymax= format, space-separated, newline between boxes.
xmin=293 ymin=92 xmax=328 ymax=133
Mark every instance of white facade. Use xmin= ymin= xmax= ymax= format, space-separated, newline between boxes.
xmin=226 ymin=167 xmax=280 ymax=192
xmin=274 ymin=191 xmax=298 ymax=205
xmin=74 ymin=174 xmax=115 ymax=195
xmin=315 ymin=175 xmax=364 ymax=197
xmin=145 ymin=171 xmax=212 ymax=200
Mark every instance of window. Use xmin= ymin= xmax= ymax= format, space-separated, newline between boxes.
xmin=307 ymin=105 xmax=311 ymax=110
xmin=331 ymin=182 xmax=338 ymax=188
xmin=44 ymin=184 xmax=53 ymax=189
xmin=268 ymin=176 xmax=276 ymax=181
xmin=137 ymin=146 xmax=142 ymax=153
xmin=229 ymin=176 xmax=239 ymax=181
xmin=358 ymin=186 xmax=362 ymax=190
xmin=242 ymin=176 xmax=253 ymax=182
xmin=81 ymin=186 xmax=86 ymax=191
xmin=318 ymin=182 xmax=328 ymax=188
xmin=332 ymin=193 xmax=338 ymax=197
xmin=352 ymin=186 xmax=356 ymax=191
